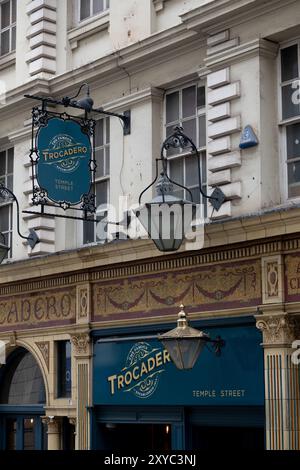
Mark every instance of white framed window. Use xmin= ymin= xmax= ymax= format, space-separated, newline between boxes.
xmin=165 ymin=83 xmax=207 ymax=214
xmin=280 ymin=41 xmax=300 ymax=199
xmin=0 ymin=147 xmax=13 ymax=258
xmin=0 ymin=0 xmax=16 ymax=57
xmin=79 ymin=0 xmax=109 ymax=22
xmin=83 ymin=118 xmax=110 ymax=244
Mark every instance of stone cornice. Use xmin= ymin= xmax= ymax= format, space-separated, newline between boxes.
xmin=1 ymin=204 xmax=300 ymax=287
xmin=50 ymin=25 xmax=202 ymax=96
xmin=102 ymin=87 xmax=164 ymax=112
xmin=205 ymin=38 xmax=279 ymax=69
xmin=180 ymin=0 xmax=298 ymax=35
xmin=0 ymin=78 xmax=50 ymax=122
xmin=0 ymin=23 xmax=201 ymax=120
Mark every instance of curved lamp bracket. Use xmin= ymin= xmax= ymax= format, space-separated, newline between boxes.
xmin=0 ymin=184 xmax=40 ymax=249
xmin=161 ymin=126 xmax=226 ymax=211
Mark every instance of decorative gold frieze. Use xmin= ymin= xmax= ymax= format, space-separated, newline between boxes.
xmin=93 ymin=259 xmax=261 ymax=321
xmin=36 ymin=341 xmax=50 ymax=371
xmin=0 ymin=288 xmax=76 ymax=331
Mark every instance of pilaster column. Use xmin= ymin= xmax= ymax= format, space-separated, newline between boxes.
xmin=42 ymin=416 xmax=62 ymax=450
xmin=256 ymin=314 xmax=300 ymax=450
xmin=71 ymin=332 xmax=91 ymax=450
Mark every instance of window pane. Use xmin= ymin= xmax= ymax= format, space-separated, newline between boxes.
xmin=281 ymin=45 xmax=298 ymax=82
xmin=182 ymin=86 xmax=196 ymax=119
xmin=105 ymin=117 xmax=110 ymax=144
xmin=96 ymin=180 xmax=108 ymax=206
xmin=288 ymin=161 xmax=300 ymax=197
xmin=287 ymin=123 xmax=300 ymax=160
xmin=7 ymin=148 xmax=13 ymax=173
xmin=93 ymin=0 xmax=104 ymax=14
xmin=105 ymin=147 xmax=110 ymax=175
xmin=186 ymin=155 xmax=199 ymax=188
xmin=80 ymin=0 xmax=90 ymax=20
xmin=169 ymin=158 xmax=183 ymax=187
xmin=166 ymin=92 xmax=179 ymax=124
xmin=95 ymin=119 xmax=104 ymax=147
xmin=1 ymin=1 xmax=10 ymax=29
xmin=198 ymin=115 xmax=206 ymax=148
xmin=57 ymin=341 xmax=72 ymax=398
xmin=183 ymin=118 xmax=196 ymax=144
xmin=197 ymin=86 xmax=206 ymax=108
xmin=1 ymin=30 xmax=10 ymax=56
xmin=12 ymin=0 xmax=16 ymax=23
xmin=0 ymin=205 xmax=9 ymax=232
xmin=95 ymin=148 xmax=104 ymax=178
xmin=23 ymin=419 xmax=35 ymax=451
xmin=166 ymin=125 xmax=177 ymax=156
xmin=0 ymin=151 xmax=6 ymax=176
xmin=11 ymin=25 xmax=15 ymax=51
xmin=282 ymin=83 xmax=300 ymax=120
xmin=190 ymin=186 xmax=200 ymax=204
xmin=7 ymin=174 xmax=13 ymax=191
xmin=83 ymin=217 xmax=95 ymax=244
xmin=201 ymin=151 xmax=207 ymax=185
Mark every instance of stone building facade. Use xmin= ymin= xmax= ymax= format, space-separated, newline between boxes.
xmin=0 ymin=0 xmax=299 ymax=450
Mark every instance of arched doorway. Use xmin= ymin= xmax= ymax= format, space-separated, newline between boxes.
xmin=0 ymin=347 xmax=46 ymax=450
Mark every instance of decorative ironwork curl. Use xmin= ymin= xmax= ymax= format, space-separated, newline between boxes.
xmin=81 ymin=193 xmax=96 ymax=213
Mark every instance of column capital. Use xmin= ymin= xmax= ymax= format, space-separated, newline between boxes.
xmin=71 ymin=332 xmax=91 ymax=356
xmin=256 ymin=313 xmax=299 ymax=346
xmin=41 ymin=416 xmax=62 ymax=434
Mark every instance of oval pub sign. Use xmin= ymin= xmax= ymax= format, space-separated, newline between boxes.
xmin=36 ymin=118 xmax=92 ymax=205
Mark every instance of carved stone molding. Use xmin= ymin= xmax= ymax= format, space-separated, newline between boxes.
xmin=76 ymin=284 xmax=91 ymax=323
xmin=262 ymin=255 xmax=284 ymax=304
xmin=36 ymin=341 xmax=50 ymax=371
xmin=41 ymin=416 xmax=62 ymax=434
xmin=69 ymin=417 xmax=76 ymax=427
xmin=71 ymin=333 xmax=90 ymax=355
xmin=256 ymin=314 xmax=298 ymax=346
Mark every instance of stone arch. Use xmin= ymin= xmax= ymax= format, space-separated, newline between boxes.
xmin=1 ymin=340 xmax=50 ymax=406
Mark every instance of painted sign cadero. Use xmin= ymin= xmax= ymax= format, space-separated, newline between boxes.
xmin=0 ymin=288 xmax=76 ymax=331
xmin=36 ymin=118 xmax=92 ymax=205
xmin=107 ymin=342 xmax=171 ymax=398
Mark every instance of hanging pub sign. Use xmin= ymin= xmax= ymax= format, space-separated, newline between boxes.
xmin=24 ymin=87 xmax=130 ymax=222
xmin=36 ymin=117 xmax=92 ymax=205
xmin=23 ymin=95 xmax=97 ymax=222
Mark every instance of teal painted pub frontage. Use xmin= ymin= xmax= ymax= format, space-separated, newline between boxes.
xmin=91 ymin=316 xmax=265 ymax=450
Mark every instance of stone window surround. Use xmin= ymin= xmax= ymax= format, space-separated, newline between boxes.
xmin=67 ymin=7 xmax=109 ymax=50
xmin=0 ymin=48 xmax=15 ymax=71
xmin=278 ymin=37 xmax=300 ymax=204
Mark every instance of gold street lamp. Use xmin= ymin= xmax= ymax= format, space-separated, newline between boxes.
xmin=158 ymin=305 xmax=225 ymax=370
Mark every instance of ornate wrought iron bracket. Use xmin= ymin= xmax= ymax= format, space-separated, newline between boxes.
xmin=161 ymin=126 xmax=226 ymax=211
xmin=0 ymin=184 xmax=40 ymax=249
xmin=24 ymin=85 xmax=131 ymax=136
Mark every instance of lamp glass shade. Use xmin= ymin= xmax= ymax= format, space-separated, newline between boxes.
xmin=158 ymin=305 xmax=210 ymax=370
xmin=160 ymin=337 xmax=206 ymax=370
xmin=135 ymin=197 xmax=195 ymax=252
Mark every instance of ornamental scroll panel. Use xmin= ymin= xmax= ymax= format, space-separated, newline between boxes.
xmin=262 ymin=255 xmax=284 ymax=304
xmin=93 ymin=259 xmax=261 ymax=321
